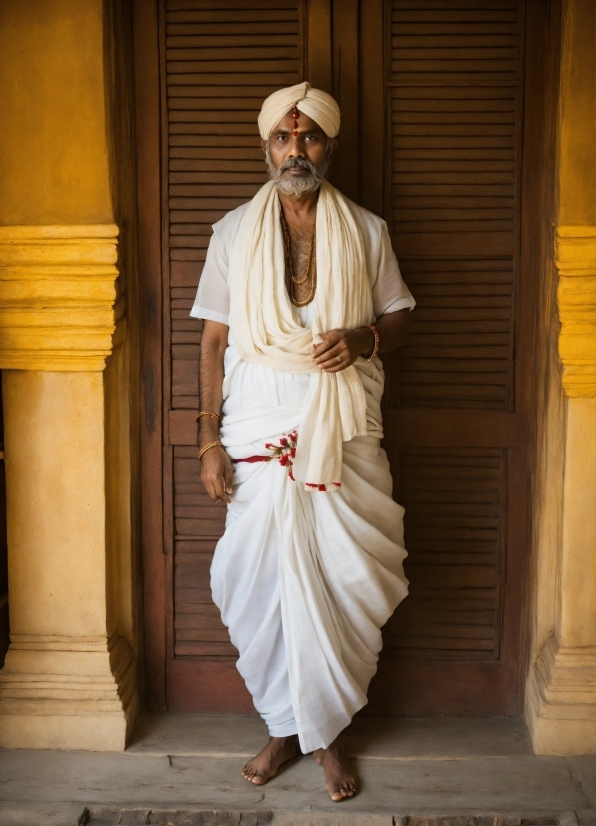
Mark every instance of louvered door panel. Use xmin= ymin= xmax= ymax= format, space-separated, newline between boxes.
xmin=165 ymin=0 xmax=303 ymax=674
xmin=374 ymin=0 xmax=527 ymax=698
xmin=397 ymin=257 xmax=513 ymax=409
xmin=173 ymin=446 xmax=232 ymax=657
xmin=383 ymin=448 xmax=504 ymax=659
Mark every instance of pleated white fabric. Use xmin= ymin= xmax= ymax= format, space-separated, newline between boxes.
xmin=211 ymin=308 xmax=409 ymax=754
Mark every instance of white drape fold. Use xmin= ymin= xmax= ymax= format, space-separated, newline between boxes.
xmin=213 ymin=423 xmax=409 ymax=754
xmin=228 ymin=180 xmax=374 ymax=488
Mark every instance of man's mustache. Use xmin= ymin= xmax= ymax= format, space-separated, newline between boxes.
xmin=276 ymin=157 xmax=319 ymax=174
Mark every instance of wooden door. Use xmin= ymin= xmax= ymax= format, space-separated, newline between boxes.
xmin=364 ymin=0 xmax=533 ymax=715
xmin=136 ymin=0 xmax=542 ymax=714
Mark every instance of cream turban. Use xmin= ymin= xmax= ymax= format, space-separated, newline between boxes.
xmin=258 ymin=82 xmax=340 ymax=140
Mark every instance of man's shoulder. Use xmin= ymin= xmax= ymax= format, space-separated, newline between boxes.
xmin=212 ymin=200 xmax=252 ymax=240
xmin=340 ymin=193 xmax=387 ymax=246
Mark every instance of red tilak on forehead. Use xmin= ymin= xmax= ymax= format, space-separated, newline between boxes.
xmin=291 ymin=102 xmax=300 ymax=135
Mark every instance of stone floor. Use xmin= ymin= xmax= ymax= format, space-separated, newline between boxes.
xmin=0 ymin=715 xmax=594 ymax=825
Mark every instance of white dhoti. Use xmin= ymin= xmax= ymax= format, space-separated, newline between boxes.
xmin=211 ymin=341 xmax=409 ymax=754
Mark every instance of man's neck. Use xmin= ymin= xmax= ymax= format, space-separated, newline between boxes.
xmin=277 ymin=188 xmax=320 ymax=223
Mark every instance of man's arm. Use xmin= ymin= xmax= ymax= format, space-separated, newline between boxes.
xmin=198 ymin=319 xmax=234 ymax=503
xmin=312 ymin=308 xmax=411 ymax=372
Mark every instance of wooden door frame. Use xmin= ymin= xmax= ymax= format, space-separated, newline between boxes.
xmin=133 ymin=0 xmax=167 ymax=709
xmin=134 ymin=0 xmax=548 ymax=713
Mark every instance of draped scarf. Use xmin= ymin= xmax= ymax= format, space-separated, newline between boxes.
xmin=228 ymin=180 xmax=373 ymax=489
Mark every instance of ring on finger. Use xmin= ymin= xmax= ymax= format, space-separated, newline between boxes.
xmin=336 ymin=355 xmax=342 ymax=363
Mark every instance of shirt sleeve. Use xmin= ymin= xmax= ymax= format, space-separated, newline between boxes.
xmin=189 ymin=228 xmax=230 ymax=326
xmin=372 ymin=220 xmax=416 ymax=318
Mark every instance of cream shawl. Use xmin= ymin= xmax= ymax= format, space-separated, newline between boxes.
xmin=228 ymin=180 xmax=373 ymax=489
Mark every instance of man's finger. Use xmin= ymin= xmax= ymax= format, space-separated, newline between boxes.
xmin=320 ymin=359 xmax=350 ymax=372
xmin=316 ymin=343 xmax=347 ymax=367
xmin=212 ymin=470 xmax=232 ymax=503
xmin=314 ymin=340 xmax=343 ymax=362
xmin=223 ymin=459 xmax=234 ymax=496
xmin=202 ymin=477 xmax=218 ymax=501
xmin=312 ymin=331 xmax=341 ymax=357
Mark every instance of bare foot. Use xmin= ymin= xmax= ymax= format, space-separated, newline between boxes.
xmin=313 ymin=736 xmax=357 ymax=801
xmin=241 ymin=735 xmax=300 ymax=785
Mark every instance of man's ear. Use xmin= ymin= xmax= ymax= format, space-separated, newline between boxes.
xmin=261 ymin=139 xmax=268 ymax=155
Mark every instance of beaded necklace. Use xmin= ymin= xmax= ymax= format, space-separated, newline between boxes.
xmin=280 ymin=210 xmax=317 ymax=307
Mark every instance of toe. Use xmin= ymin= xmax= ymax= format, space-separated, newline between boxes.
xmin=251 ymin=772 xmax=267 ymax=785
xmin=330 ymin=786 xmax=346 ymax=802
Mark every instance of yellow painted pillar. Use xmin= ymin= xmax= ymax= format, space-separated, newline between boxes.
xmin=0 ymin=1 xmax=139 ymax=750
xmin=525 ymin=0 xmax=596 ymax=755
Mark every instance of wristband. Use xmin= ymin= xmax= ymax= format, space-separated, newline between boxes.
xmin=362 ymin=324 xmax=379 ymax=361
xmin=196 ymin=410 xmax=221 ymax=423
xmin=198 ymin=441 xmax=223 ymax=461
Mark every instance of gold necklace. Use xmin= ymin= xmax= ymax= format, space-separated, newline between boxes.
xmin=280 ymin=212 xmax=317 ymax=306
xmin=291 ymin=244 xmax=317 ymax=306
xmin=281 ymin=212 xmax=314 ymax=285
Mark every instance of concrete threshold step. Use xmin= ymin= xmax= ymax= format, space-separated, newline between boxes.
xmin=79 ymin=811 xmax=578 ymax=826
xmin=1 ymin=718 xmax=593 ymax=826
xmin=0 ymin=807 xmax=584 ymax=826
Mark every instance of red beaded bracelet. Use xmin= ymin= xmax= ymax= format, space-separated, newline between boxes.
xmin=362 ymin=324 xmax=380 ymax=361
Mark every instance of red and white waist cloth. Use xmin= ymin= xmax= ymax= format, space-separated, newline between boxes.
xmin=233 ymin=430 xmax=341 ymax=491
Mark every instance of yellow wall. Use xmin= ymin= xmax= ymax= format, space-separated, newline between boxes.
xmin=558 ymin=0 xmax=596 ymax=229
xmin=4 ymin=371 xmax=108 ymax=636
xmin=0 ymin=0 xmax=112 ymax=225
xmin=0 ymin=0 xmax=141 ymax=749
xmin=525 ymin=0 xmax=596 ymax=754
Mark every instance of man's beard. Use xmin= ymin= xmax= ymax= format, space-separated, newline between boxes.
xmin=265 ymin=142 xmax=330 ymax=197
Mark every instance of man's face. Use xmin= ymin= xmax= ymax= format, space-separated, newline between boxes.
xmin=261 ymin=111 xmax=338 ymax=196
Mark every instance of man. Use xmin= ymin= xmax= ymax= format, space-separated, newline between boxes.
xmin=190 ymin=82 xmax=414 ymax=802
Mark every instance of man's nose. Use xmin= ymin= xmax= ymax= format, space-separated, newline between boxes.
xmin=288 ymin=142 xmax=305 ymax=159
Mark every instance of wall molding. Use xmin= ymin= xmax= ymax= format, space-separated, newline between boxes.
xmin=0 ymin=225 xmax=121 ymax=371
xmin=0 ymin=632 xmax=137 ymax=751
xmin=557 ymin=225 xmax=596 ymax=397
xmin=526 ymin=635 xmax=596 ymax=754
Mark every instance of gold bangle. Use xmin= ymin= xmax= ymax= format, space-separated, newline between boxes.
xmin=198 ymin=441 xmax=223 ymax=461
xmin=195 ymin=410 xmax=221 ymax=423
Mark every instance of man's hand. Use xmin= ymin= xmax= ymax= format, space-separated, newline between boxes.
xmin=200 ymin=445 xmax=234 ymax=504
xmin=312 ymin=309 xmax=411 ymax=372
xmin=312 ymin=327 xmax=374 ymax=372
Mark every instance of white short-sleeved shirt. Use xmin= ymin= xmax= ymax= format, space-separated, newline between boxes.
xmin=190 ymin=197 xmax=415 ymax=326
